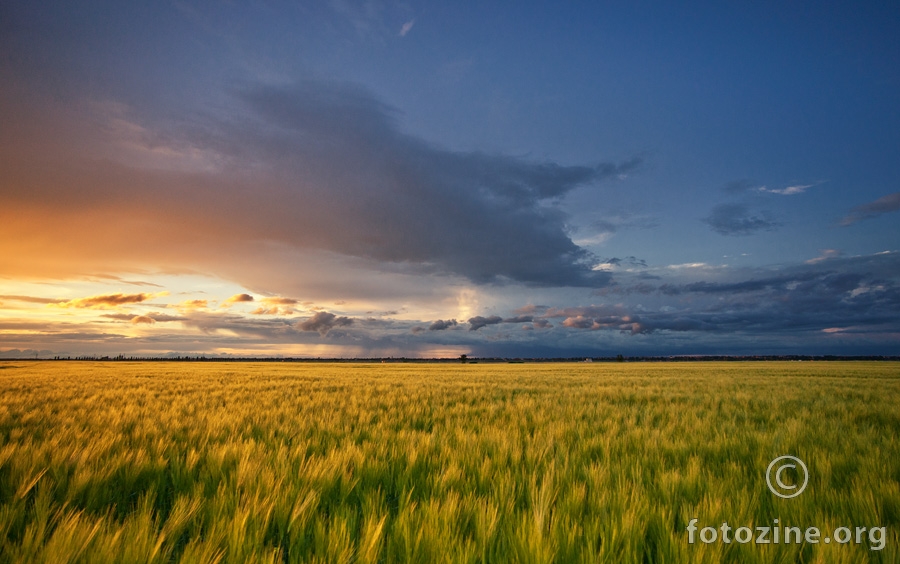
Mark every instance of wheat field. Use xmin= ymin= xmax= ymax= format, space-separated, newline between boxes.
xmin=0 ymin=361 xmax=897 ymax=563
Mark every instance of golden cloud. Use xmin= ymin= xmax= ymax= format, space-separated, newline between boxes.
xmin=251 ymin=306 xmax=280 ymax=315
xmin=261 ymin=297 xmax=298 ymax=305
xmin=52 ymin=292 xmax=167 ymax=309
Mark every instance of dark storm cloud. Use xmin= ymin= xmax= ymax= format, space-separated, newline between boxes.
xmin=703 ymin=204 xmax=779 ymax=236
xmin=215 ymin=80 xmax=634 ymax=286
xmin=467 ymin=314 xmax=535 ymax=331
xmin=428 ymin=319 xmax=458 ymax=331
xmin=297 ymin=311 xmax=353 ymax=336
xmin=600 ymin=256 xmax=648 ymax=268
xmin=467 ymin=316 xmax=503 ymax=331
xmin=840 ymin=192 xmax=900 ymax=226
xmin=657 ymin=274 xmax=818 ymax=296
xmin=2 ymin=77 xmax=634 ymax=288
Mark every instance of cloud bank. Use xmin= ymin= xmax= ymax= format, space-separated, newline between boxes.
xmin=1 ymin=79 xmax=636 ymax=291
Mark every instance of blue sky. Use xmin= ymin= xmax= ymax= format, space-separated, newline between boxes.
xmin=1 ymin=1 xmax=898 ymax=357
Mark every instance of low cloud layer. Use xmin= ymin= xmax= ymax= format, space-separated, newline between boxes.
xmin=550 ymin=251 xmax=900 ymax=338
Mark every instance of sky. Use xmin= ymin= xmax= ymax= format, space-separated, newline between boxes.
xmin=1 ymin=1 xmax=899 ymax=358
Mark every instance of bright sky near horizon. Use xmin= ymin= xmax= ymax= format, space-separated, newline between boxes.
xmin=2 ymin=1 xmax=899 ymax=358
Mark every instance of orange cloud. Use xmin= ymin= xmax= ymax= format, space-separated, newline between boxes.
xmin=131 ymin=315 xmax=155 ymax=324
xmin=261 ymin=297 xmax=298 ymax=305
xmin=251 ymin=306 xmax=281 ymax=315
xmin=0 ymin=295 xmax=64 ymax=304
xmin=179 ymin=299 xmax=208 ymax=309
xmin=52 ymin=292 xmax=166 ymax=309
xmin=222 ymin=293 xmax=254 ymax=306
xmin=249 ymin=296 xmax=298 ymax=315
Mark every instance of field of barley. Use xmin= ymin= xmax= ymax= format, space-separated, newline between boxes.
xmin=0 ymin=361 xmax=898 ymax=563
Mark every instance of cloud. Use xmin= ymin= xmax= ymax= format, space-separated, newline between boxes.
xmin=102 ymin=312 xmax=186 ymax=323
xmin=593 ymin=256 xmax=647 ymax=271
xmin=1 ymin=79 xmax=633 ymax=291
xmin=297 ymin=311 xmax=353 ymax=336
xmin=428 ymin=319 xmax=457 ymax=331
xmin=703 ymin=204 xmax=779 ymax=236
xmin=840 ymin=192 xmax=900 ymax=225
xmin=561 ymin=316 xmax=598 ymax=330
xmin=551 ymin=251 xmax=900 ymax=339
xmin=178 ymin=299 xmax=208 ymax=309
xmin=222 ymin=293 xmax=254 ymax=306
xmin=805 ymin=249 xmax=842 ymax=264
xmin=248 ymin=297 xmax=301 ymax=315
xmin=53 ymin=292 xmax=164 ymax=309
xmin=0 ymin=295 xmax=63 ymax=305
xmin=467 ymin=315 xmax=503 ymax=331
xmin=466 ymin=313 xmax=536 ymax=331
xmin=261 ymin=297 xmax=298 ymax=305
xmin=226 ymin=80 xmax=636 ymax=286
xmin=252 ymin=307 xmax=279 ymax=315
xmin=3 ymin=251 xmax=898 ymax=357
xmin=722 ymin=180 xmax=816 ymax=196
xmin=758 ymin=184 xmax=814 ymax=195
xmin=399 ymin=19 xmax=415 ymax=36
xmin=513 ymin=304 xmax=547 ymax=315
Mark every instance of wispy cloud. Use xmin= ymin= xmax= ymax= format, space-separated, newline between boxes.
xmin=703 ymin=203 xmax=779 ymax=236
xmin=758 ymin=183 xmax=815 ymax=195
xmin=0 ymin=295 xmax=64 ymax=305
xmin=840 ymin=192 xmax=900 ymax=226
xmin=53 ymin=292 xmax=166 ymax=309
xmin=102 ymin=312 xmax=186 ymax=323
xmin=805 ymin=249 xmax=842 ymax=264
xmin=399 ymin=19 xmax=415 ymax=37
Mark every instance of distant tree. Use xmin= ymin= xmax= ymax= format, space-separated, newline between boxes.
xmin=617 ymin=354 xmax=625 ymax=362
xmin=460 ymin=354 xmax=468 ymax=364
